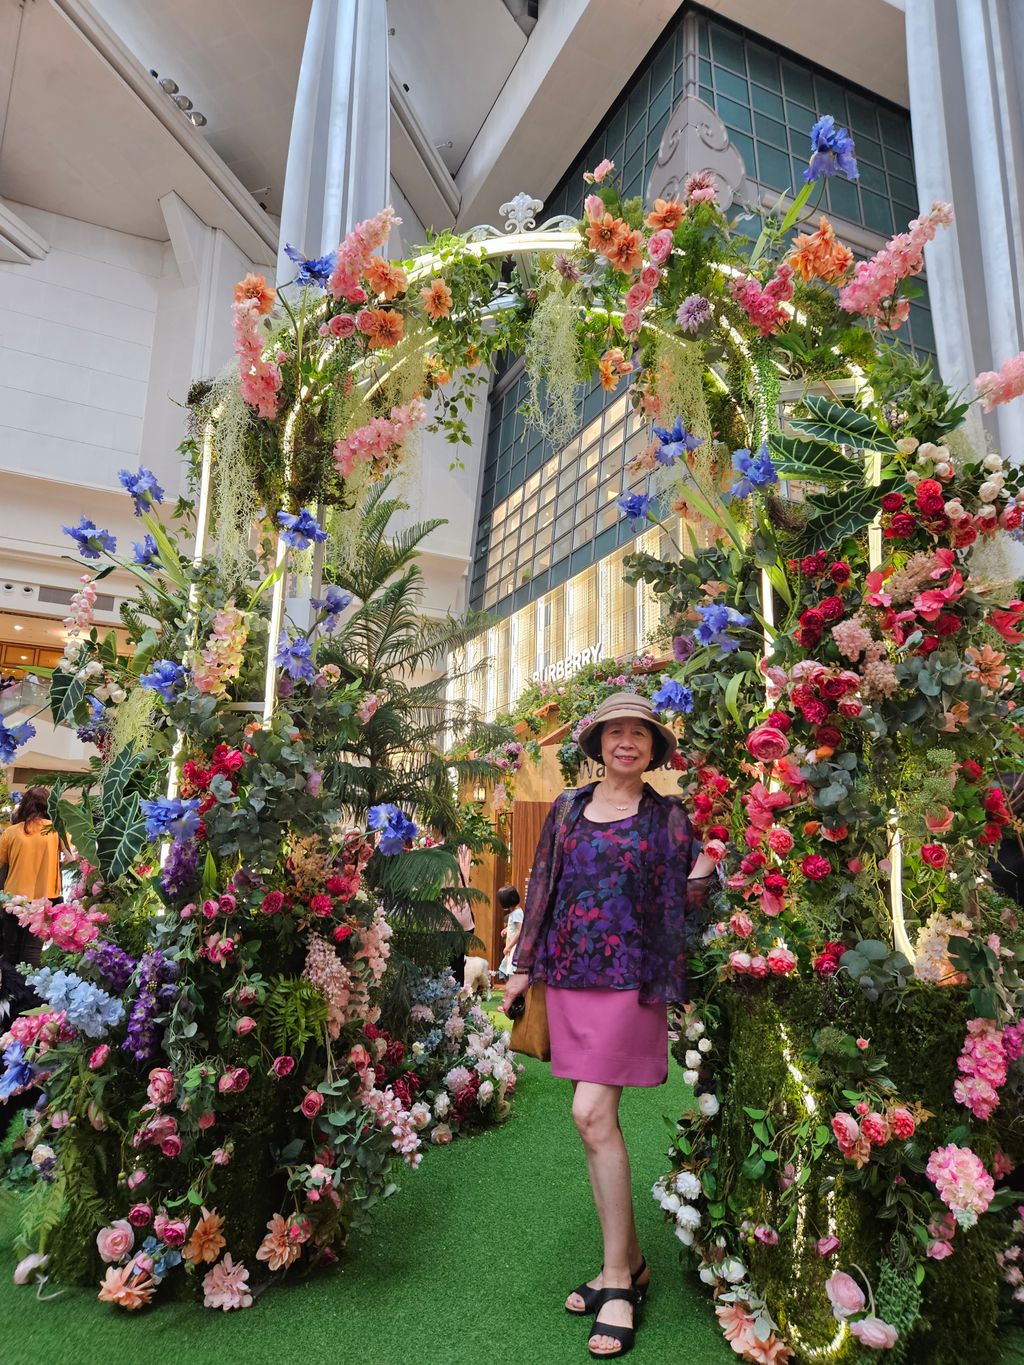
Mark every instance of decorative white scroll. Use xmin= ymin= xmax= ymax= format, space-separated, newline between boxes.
xmin=645 ymin=94 xmax=754 ymax=210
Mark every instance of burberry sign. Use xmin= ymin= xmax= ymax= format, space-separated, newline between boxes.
xmin=532 ymin=642 xmax=603 ymax=684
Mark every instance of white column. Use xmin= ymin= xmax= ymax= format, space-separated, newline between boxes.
xmin=276 ymin=0 xmax=391 ymax=283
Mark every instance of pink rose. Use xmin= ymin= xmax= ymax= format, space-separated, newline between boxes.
xmin=357 ymin=694 xmax=379 ymax=724
xmin=159 ymin=1218 xmax=188 ymax=1248
xmin=816 ymin=1236 xmax=840 ymax=1257
xmin=748 ymin=955 xmax=769 ymax=979
xmin=825 ymin=1270 xmax=866 ymax=1319
xmin=197 ymin=1110 xmax=216 ymax=1130
xmin=271 ymin=1055 xmax=296 ymax=1078
xmin=146 ymin=1068 xmax=176 ymax=1106
xmin=765 ymin=826 xmax=794 ymax=855
xmin=349 ymin=1044 xmax=371 ymax=1070
xmin=860 ymin=1112 xmax=889 ymax=1145
xmin=647 ymin=229 xmax=673 ymax=265
xmin=624 ymin=282 xmax=653 ymax=313
xmin=327 ymin=313 xmax=356 ymax=339
xmin=754 ymin=1225 xmax=778 ymax=1246
xmin=925 ymin=806 xmax=955 ymax=835
xmin=235 ymin=1016 xmax=256 ymax=1036
xmin=640 ymin=263 xmax=661 ymax=289
xmin=126 ymin=1168 xmax=147 ymax=1190
xmin=202 ymin=898 xmax=219 ymax=919
xmin=889 ymin=1107 xmax=915 ymax=1140
xmin=591 ymin=158 xmax=614 ymax=183
xmin=431 ymin=1123 xmax=454 ymax=1145
xmin=89 ymin=1044 xmax=109 ymax=1070
xmin=584 ymin=194 xmax=604 ymax=222
xmin=921 ymin=842 xmax=948 ymax=869
xmin=161 ymin=1135 xmax=182 ymax=1158
xmin=831 ymin=1113 xmax=860 ymax=1148
xmin=218 ymin=1067 xmax=250 ymax=1095
xmin=766 ymin=946 xmax=797 ymax=976
xmin=218 ymin=894 xmax=237 ymax=914
xmin=728 ymin=951 xmax=752 ymax=974
xmin=850 ymin=1317 xmax=899 ymax=1349
xmin=51 ymin=1110 xmax=70 ymax=1129
xmin=300 ymin=1091 xmax=325 ymax=1119
xmin=128 ymin=1203 xmax=152 ymax=1228
xmin=729 ymin=912 xmax=753 ymax=938
xmin=856 ymin=1037 xmax=870 ymax=1051
xmin=212 ymin=1147 xmax=231 ymax=1166
xmin=621 ymin=310 xmax=642 ymax=335
xmin=96 ymin=1220 xmax=134 ymax=1264
xmin=704 ymin=839 xmax=727 ymax=862
xmin=746 ymin=725 xmax=790 ymax=762
xmin=927 ymin=1239 xmax=953 ymax=1259
xmin=260 ymin=890 xmax=285 ymax=915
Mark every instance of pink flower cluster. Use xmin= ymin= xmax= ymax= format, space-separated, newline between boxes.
xmin=838 ymin=201 xmax=953 ymax=327
xmin=728 ymin=944 xmax=797 ymax=978
xmin=354 ymin=907 xmax=393 ymax=985
xmin=975 ymin=351 xmax=1024 ymax=411
xmin=953 ymin=1016 xmax=1022 ymax=1120
xmin=327 ymin=207 xmax=399 ymax=304
xmin=1 ymin=1010 xmax=72 ymax=1056
xmin=303 ymin=933 xmax=353 ymax=1040
xmin=729 ymin=264 xmax=794 ymax=336
xmin=621 ymin=261 xmax=662 ymax=335
xmin=333 ymin=397 xmax=427 ymax=480
xmin=715 ymin=1301 xmax=793 ymax=1363
xmin=6 ymin=895 xmax=107 ymax=952
xmin=191 ymin=604 xmax=248 ymax=698
xmin=831 ymin=1104 xmax=916 ymax=1167
xmin=926 ymin=1143 xmax=995 ymax=1227
xmin=360 ymin=1084 xmax=422 ymax=1168
xmin=232 ymin=297 xmax=282 ymax=419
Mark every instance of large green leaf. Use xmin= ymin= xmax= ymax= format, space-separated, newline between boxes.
xmin=97 ymin=792 xmax=148 ymax=881
xmin=128 ymin=629 xmax=162 ymax=677
xmin=788 ymin=395 xmax=898 ymax=455
xmin=798 ymin=485 xmax=880 ymax=554
xmin=56 ymin=798 xmax=99 ymax=864
xmin=102 ymin=745 xmax=144 ymax=818
xmin=49 ymin=670 xmax=85 ymax=726
xmin=768 ymin=435 xmax=862 ymax=486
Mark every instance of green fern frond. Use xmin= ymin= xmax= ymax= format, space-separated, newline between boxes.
xmin=260 ymin=977 xmax=330 ymax=1056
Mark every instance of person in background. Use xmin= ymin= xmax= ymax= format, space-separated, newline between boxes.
xmin=497 ymin=884 xmax=523 ymax=981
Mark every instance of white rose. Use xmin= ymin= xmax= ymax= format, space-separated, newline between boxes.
xmin=477 ymin=1080 xmax=494 ymax=1105
xmin=697 ymin=1037 xmax=712 ymax=1053
xmin=683 ymin=1069 xmax=700 ymax=1086
xmin=699 ymin=1266 xmax=717 ymax=1285
xmin=977 ymin=503 xmax=998 ymax=520
xmin=933 ymin=462 xmax=952 ymax=478
xmin=675 ymin=1171 xmax=702 ymax=1200
xmin=979 ymin=482 xmax=1000 ymax=501
xmin=905 ymin=470 xmax=921 ymax=485
xmin=697 ymin=1093 xmax=720 ymax=1117
xmin=675 ymin=1226 xmax=695 ymax=1247
xmin=409 ymin=1102 xmax=431 ymax=1130
xmin=411 ymin=1042 xmax=425 ymax=1057
xmin=651 ymin=1180 xmax=666 ymax=1201
xmin=896 ymin=436 xmax=919 ymax=454
xmin=676 ymin=1204 xmax=702 ymax=1230
xmin=684 ymin=1050 xmax=702 ymax=1069
xmin=84 ymin=660 xmax=103 ymax=678
xmin=944 ymin=500 xmax=965 ymax=521
xmin=683 ymin=1018 xmax=705 ymax=1040
xmin=660 ymin=1192 xmax=681 ymax=1214
xmin=720 ymin=1257 xmax=747 ymax=1284
xmin=984 ymin=454 xmax=1004 ymax=472
xmin=917 ymin=442 xmax=940 ymax=460
xmin=433 ymin=1093 xmax=450 ymax=1119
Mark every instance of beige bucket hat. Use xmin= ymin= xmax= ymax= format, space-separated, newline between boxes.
xmin=577 ymin=691 xmax=677 ymax=769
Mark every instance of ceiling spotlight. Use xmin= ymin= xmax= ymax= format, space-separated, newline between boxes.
xmin=188 ymin=111 xmax=208 ymax=128
xmin=13 ymin=623 xmax=22 ymax=631
xmin=172 ymin=93 xmax=193 ymax=111
xmin=158 ymin=76 xmax=179 ymax=95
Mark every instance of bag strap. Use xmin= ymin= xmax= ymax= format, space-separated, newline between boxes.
xmin=545 ymin=789 xmax=575 ymax=903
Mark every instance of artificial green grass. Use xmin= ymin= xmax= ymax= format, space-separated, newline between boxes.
xmin=1 ymin=1055 xmax=1022 ymax=1365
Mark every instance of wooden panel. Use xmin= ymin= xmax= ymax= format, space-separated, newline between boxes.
xmin=510 ymin=799 xmax=551 ymax=907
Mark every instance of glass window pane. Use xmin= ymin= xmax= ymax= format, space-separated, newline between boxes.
xmin=717 ymin=96 xmax=752 ymax=133
xmin=715 ymin=69 xmax=749 ymax=104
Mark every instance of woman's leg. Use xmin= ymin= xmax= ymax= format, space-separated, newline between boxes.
xmin=570 ymin=1081 xmax=642 ymax=1353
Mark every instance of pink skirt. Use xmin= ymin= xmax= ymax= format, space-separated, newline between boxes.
xmin=546 ymin=986 xmax=668 ymax=1087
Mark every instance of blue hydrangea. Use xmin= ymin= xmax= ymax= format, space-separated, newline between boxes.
xmin=310 ymin=586 xmax=353 ymax=634
xmin=118 ymin=467 xmax=165 ymax=516
xmin=283 ymin=243 xmax=336 ymax=288
xmin=652 ymin=417 xmax=703 ymax=466
xmin=804 ymin=115 xmax=859 ymax=183
xmin=132 ymin=534 xmax=160 ymax=568
xmin=367 ymin=803 xmax=418 ymax=855
xmin=651 ymin=676 xmax=694 ymax=716
xmin=26 ymin=968 xmax=124 ymax=1039
xmin=728 ymin=444 xmax=779 ymax=499
xmin=140 ymin=797 xmax=201 ymax=842
xmin=693 ymin=603 xmax=753 ymax=655
xmin=63 ymin=517 xmax=116 ymax=559
xmin=277 ymin=508 xmax=329 ymax=550
xmin=275 ymin=633 xmax=316 ymax=683
xmin=139 ymin=659 xmax=187 ymax=702
xmin=617 ymin=493 xmax=651 ymax=528
xmin=0 ymin=718 xmax=34 ymax=765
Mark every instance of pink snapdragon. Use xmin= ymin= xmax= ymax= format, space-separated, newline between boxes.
xmin=975 ymin=351 xmax=1024 ymax=410
xmin=839 ymin=202 xmax=953 ymax=326
xmin=191 ymin=603 xmax=248 ymax=699
xmin=232 ymin=297 xmax=282 ymax=419
xmin=333 ymin=397 xmax=427 ymax=480
xmin=926 ymin=1143 xmax=995 ymax=1226
xmin=729 ymin=264 xmax=794 ymax=336
xmin=327 ymin=207 xmax=400 ymax=304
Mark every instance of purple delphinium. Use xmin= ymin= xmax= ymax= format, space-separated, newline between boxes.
xmin=161 ymin=839 xmax=200 ymax=899
xmin=121 ymin=951 xmax=179 ymax=1062
xmin=82 ymin=940 xmax=137 ymax=994
xmin=676 ymin=294 xmax=711 ymax=333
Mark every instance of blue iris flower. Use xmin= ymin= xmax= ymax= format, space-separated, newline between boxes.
xmin=140 ymin=659 xmax=187 ymax=703
xmin=651 ymin=676 xmax=694 ymax=715
xmin=118 ymin=467 xmax=165 ymax=516
xmin=140 ymin=797 xmax=202 ymax=843
xmin=727 ymin=444 xmax=779 ymax=499
xmin=652 ymin=416 xmax=703 ymax=466
xmin=617 ymin=493 xmax=652 ymax=528
xmin=367 ymin=803 xmax=419 ymax=856
xmin=310 ymin=586 xmax=353 ymax=634
xmin=693 ymin=603 xmax=753 ymax=655
xmin=275 ymin=633 xmax=316 ymax=683
xmin=0 ymin=1043 xmax=34 ymax=1101
xmin=277 ymin=508 xmax=329 ymax=550
xmin=63 ymin=517 xmax=116 ymax=559
xmin=283 ymin=243 xmax=336 ymax=289
xmin=132 ymin=534 xmax=160 ymax=569
xmin=0 ymin=718 xmax=34 ymax=765
xmin=804 ymin=115 xmax=859 ymax=183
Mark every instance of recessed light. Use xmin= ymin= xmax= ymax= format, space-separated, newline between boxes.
xmin=19 ymin=654 xmax=28 ymax=660
xmin=13 ymin=623 xmax=22 ymax=631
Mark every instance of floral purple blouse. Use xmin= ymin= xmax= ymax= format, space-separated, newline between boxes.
xmin=515 ymin=781 xmax=715 ymax=1004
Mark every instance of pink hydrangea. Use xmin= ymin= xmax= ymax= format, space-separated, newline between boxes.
xmin=954 ymin=1018 xmax=1012 ymax=1120
xmin=975 ymin=351 xmax=1024 ymax=410
xmin=926 ymin=1143 xmax=995 ymax=1226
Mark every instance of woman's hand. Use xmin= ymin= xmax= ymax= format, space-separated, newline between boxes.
xmin=501 ymin=971 xmax=530 ymax=1015
xmin=689 ymin=851 xmax=718 ymax=880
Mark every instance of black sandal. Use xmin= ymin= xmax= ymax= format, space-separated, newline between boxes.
xmin=565 ymin=1258 xmax=649 ymax=1316
xmin=588 ymin=1286 xmax=639 ymax=1359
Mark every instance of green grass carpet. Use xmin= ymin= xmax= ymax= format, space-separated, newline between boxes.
xmin=1 ymin=1054 xmax=1022 ymax=1365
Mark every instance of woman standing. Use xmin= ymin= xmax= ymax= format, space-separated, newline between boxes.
xmin=502 ymin=693 xmax=716 ymax=1359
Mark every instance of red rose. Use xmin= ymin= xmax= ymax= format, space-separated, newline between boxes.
xmin=797 ymin=625 xmax=823 ymax=648
xmin=918 ymin=495 xmax=945 ymax=517
xmin=383 ymin=1040 xmax=406 ymax=1070
xmin=310 ymin=894 xmax=333 ymax=917
xmin=707 ymin=825 xmax=729 ymax=841
xmin=916 ymin=479 xmax=942 ymax=500
xmin=819 ymin=677 xmax=848 ymax=701
xmin=979 ymin=823 xmax=1002 ymax=846
xmin=766 ymin=710 xmax=791 ymax=732
xmin=799 ymin=698 xmax=830 ymax=726
xmin=762 ymin=872 xmax=788 ymax=894
xmin=746 ymin=725 xmax=791 ymax=762
xmin=954 ymin=523 xmax=978 ymax=547
xmin=880 ymin=492 xmax=905 ymax=512
xmin=886 ymin=512 xmax=917 ymax=538
xmin=935 ymin=614 xmax=960 ymax=636
xmin=799 ymin=609 xmax=825 ymax=631
xmin=920 ymin=843 xmax=948 ymax=869
xmin=801 ymin=854 xmax=832 ymax=880
xmin=325 ymin=876 xmax=347 ymax=895
xmin=960 ymin=760 xmax=983 ymax=782
xmin=919 ymin=635 xmax=939 ymax=654
xmin=790 ymin=685 xmax=814 ymax=708
xmin=814 ymin=953 xmax=841 ymax=977
xmin=260 ymin=891 xmax=285 ymax=915
xmin=815 ymin=726 xmax=843 ymax=749
xmin=300 ymin=1091 xmax=324 ymax=1119
xmin=333 ymin=924 xmax=353 ymax=944
xmin=800 ymin=554 xmax=825 ymax=577
xmin=818 ymin=596 xmax=844 ymax=623
xmin=828 ymin=561 xmax=851 ymax=584
xmin=838 ymin=699 xmax=862 ymax=719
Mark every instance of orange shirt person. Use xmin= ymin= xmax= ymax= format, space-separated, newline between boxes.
xmin=0 ymin=787 xmax=62 ymax=901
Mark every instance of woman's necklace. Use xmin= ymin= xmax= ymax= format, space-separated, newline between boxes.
xmin=600 ymin=787 xmax=640 ymax=812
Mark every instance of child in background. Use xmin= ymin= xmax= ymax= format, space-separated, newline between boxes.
xmin=496 ymin=884 xmax=523 ymax=981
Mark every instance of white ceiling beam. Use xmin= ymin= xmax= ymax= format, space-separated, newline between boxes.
xmin=390 ymin=73 xmax=461 ymax=234
xmin=0 ymin=200 xmax=49 ymax=265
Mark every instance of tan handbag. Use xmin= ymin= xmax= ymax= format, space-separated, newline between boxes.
xmin=511 ymin=982 xmax=550 ymax=1060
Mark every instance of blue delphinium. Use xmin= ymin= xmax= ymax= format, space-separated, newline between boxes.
xmin=310 ymin=585 xmax=353 ymax=634
xmin=367 ymin=803 xmax=419 ymax=855
xmin=0 ymin=1042 xmax=34 ymax=1101
xmin=728 ymin=444 xmax=779 ymax=499
xmin=617 ymin=492 xmax=651 ymax=528
xmin=652 ymin=417 xmax=703 ymax=466
xmin=133 ymin=534 xmax=160 ymax=569
xmin=693 ymin=603 xmax=753 ymax=655
xmin=275 ymin=633 xmax=316 ymax=683
xmin=63 ymin=517 xmax=116 ymax=559
xmin=140 ymin=659 xmax=187 ymax=703
xmin=118 ymin=466 xmax=165 ymax=516
xmin=277 ymin=507 xmax=329 ymax=550
xmin=804 ymin=114 xmax=858 ymax=183
xmin=140 ymin=797 xmax=201 ymax=843
xmin=26 ymin=968 xmax=124 ymax=1038
xmin=651 ymin=676 xmax=694 ymax=715
xmin=0 ymin=718 xmax=34 ymax=765
xmin=283 ymin=243 xmax=336 ymax=289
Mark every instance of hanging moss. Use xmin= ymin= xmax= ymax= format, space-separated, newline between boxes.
xmin=522 ymin=276 xmax=584 ymax=448
xmin=652 ymin=332 xmax=712 ymax=440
